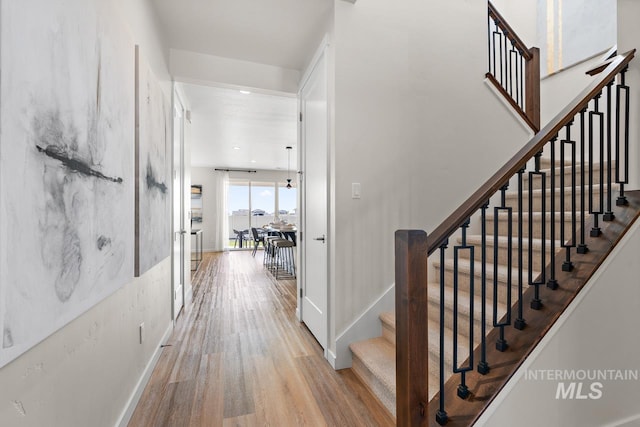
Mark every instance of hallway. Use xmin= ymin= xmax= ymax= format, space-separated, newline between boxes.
xmin=128 ymin=251 xmax=393 ymax=426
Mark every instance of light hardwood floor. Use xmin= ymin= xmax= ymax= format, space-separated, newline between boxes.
xmin=128 ymin=251 xmax=394 ymax=427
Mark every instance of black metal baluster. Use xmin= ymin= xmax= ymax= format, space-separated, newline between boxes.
xmin=529 ymin=151 xmax=546 ymax=309
xmin=577 ymin=108 xmax=589 ymax=254
xmin=520 ymin=54 xmax=525 ymax=110
xmin=509 ymin=43 xmax=515 ymax=98
xmin=453 ymin=220 xmax=474 ymax=400
xmin=604 ymin=81 xmax=615 ymax=221
xmin=515 ymin=168 xmax=526 ymax=330
xmin=561 ymin=122 xmax=576 ymax=272
xmin=488 ymin=11 xmax=492 ymax=77
xmin=436 ymin=240 xmax=448 ymax=426
xmin=616 ymin=67 xmax=630 ymax=206
xmin=493 ymin=29 xmax=503 ymax=86
xmin=492 ymin=21 xmax=499 ymax=81
xmin=477 ymin=202 xmax=490 ymax=375
xmin=589 ymin=93 xmax=604 ymax=237
xmin=502 ymin=28 xmax=508 ymax=87
xmin=493 ymin=184 xmax=512 ymax=351
xmin=548 ymin=137 xmax=559 ymax=290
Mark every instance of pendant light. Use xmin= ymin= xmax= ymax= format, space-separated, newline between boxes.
xmin=286 ymin=146 xmax=293 ymax=189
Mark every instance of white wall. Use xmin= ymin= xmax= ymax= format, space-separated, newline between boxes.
xmin=540 ymin=54 xmax=604 ymax=127
xmin=490 ymin=0 xmax=538 ymax=48
xmin=0 ymin=1 xmax=174 ymax=425
xmin=618 ymin=0 xmax=640 ymax=191
xmin=329 ymin=0 xmax=530 ymax=356
xmin=476 ymin=219 xmax=640 ymax=427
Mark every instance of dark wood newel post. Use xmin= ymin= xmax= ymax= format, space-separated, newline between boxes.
xmin=526 ymin=46 xmax=541 ymax=132
xmin=395 ymin=230 xmax=429 ymax=426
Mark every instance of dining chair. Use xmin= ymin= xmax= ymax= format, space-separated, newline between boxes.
xmin=250 ymin=227 xmax=265 ymax=257
xmin=233 ymin=229 xmax=249 ymax=248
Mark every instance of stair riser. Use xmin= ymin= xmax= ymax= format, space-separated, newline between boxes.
xmin=381 ymin=322 xmax=395 ymax=345
xmin=427 ymin=299 xmax=502 ymax=349
xmin=427 ymin=334 xmax=467 ymax=377
xmin=434 ymin=266 xmax=523 ymax=299
xmin=459 ymin=243 xmax=550 ymax=271
xmin=522 ymin=165 xmax=613 ymax=189
xmin=537 ymin=158 xmax=599 ymax=169
xmin=351 ymin=355 xmax=396 ymax=417
xmin=505 ymin=191 xmax=603 ymax=212
xmin=377 ymin=317 xmax=468 ymax=384
xmin=490 ymin=216 xmax=584 ymax=240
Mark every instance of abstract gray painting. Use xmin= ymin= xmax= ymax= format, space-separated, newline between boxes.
xmin=135 ymin=47 xmax=171 ymax=276
xmin=0 ymin=0 xmax=134 ymax=367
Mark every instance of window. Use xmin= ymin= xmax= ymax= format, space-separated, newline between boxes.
xmin=278 ymin=182 xmax=297 ymax=224
xmin=225 ymin=179 xmax=297 ymax=249
xmin=251 ymin=182 xmax=275 ymax=217
xmin=228 ymin=180 xmax=250 ymax=247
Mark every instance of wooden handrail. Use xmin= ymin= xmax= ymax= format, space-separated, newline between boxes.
xmin=427 ymin=49 xmax=636 ymax=256
xmin=488 ymin=1 xmax=531 ymax=59
xmin=586 ymin=46 xmax=620 ymax=76
xmin=487 ymin=2 xmax=540 ymax=132
xmin=586 ymin=56 xmax=617 ymax=76
xmin=602 ymin=44 xmax=618 ymax=61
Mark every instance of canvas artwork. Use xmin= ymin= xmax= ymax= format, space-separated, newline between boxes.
xmin=0 ymin=0 xmax=134 ymax=367
xmin=135 ymin=47 xmax=171 ymax=276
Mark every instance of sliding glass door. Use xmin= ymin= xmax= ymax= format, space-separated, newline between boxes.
xmin=228 ymin=180 xmax=250 ymax=248
xmin=226 ymin=179 xmax=297 ymax=250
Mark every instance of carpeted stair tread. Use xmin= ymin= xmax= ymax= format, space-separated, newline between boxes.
xmin=486 ymin=210 xmax=587 ymax=221
xmin=538 ymin=157 xmax=572 ymax=168
xmin=522 ymin=161 xmax=609 ymax=182
xmin=350 ymin=337 xmax=397 ymax=416
xmin=433 ymin=258 xmax=541 ymax=287
xmin=426 ymin=281 xmax=507 ymax=324
xmin=462 ymin=234 xmax=561 ymax=251
xmin=505 ymin=183 xmax=616 ymax=199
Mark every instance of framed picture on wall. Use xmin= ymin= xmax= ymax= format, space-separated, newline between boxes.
xmin=191 ymin=185 xmax=203 ymax=223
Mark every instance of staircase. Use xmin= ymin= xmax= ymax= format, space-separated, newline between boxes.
xmin=344 ymin=2 xmax=638 ymax=423
xmin=348 ymin=159 xmax=606 ymax=418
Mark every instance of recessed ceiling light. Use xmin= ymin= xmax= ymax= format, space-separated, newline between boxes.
xmin=239 ymin=90 xmax=251 ymax=95
xmin=250 ymin=160 xmax=257 ymax=163
xmin=233 ymin=146 xmax=241 ymax=150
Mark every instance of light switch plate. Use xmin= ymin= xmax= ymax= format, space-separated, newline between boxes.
xmin=352 ymin=183 xmax=361 ymax=199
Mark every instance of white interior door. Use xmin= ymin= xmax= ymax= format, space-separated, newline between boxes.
xmin=172 ymin=96 xmax=185 ymax=319
xmin=300 ymin=48 xmax=328 ymax=349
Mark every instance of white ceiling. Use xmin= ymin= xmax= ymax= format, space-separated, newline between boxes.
xmin=151 ymin=0 xmax=330 ymax=170
xmin=151 ymin=0 xmax=332 ymax=70
xmin=181 ymin=83 xmax=298 ymax=170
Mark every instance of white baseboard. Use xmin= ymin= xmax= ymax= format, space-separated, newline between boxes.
xmin=116 ymin=322 xmax=173 ymax=427
xmin=327 ymin=348 xmax=338 ymax=369
xmin=333 ymin=283 xmax=395 ymax=370
xmin=185 ymin=284 xmax=194 ymax=306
